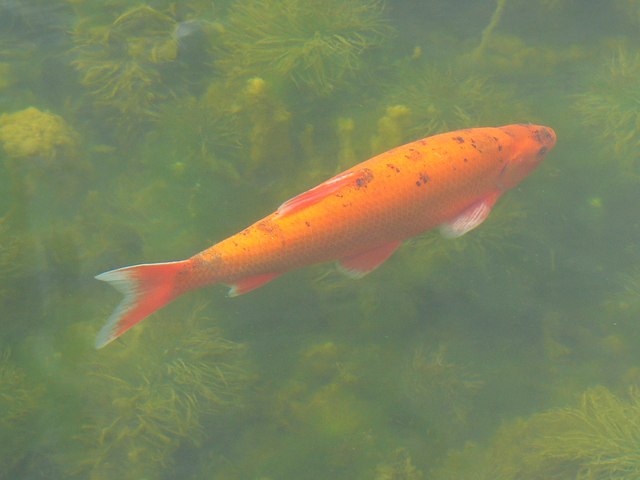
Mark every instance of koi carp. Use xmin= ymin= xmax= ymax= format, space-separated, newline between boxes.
xmin=95 ymin=124 xmax=556 ymax=348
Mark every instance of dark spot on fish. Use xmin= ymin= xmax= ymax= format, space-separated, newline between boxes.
xmin=463 ymin=157 xmax=468 ymax=163
xmin=453 ymin=136 xmax=464 ymax=144
xmin=498 ymin=145 xmax=503 ymax=152
xmin=355 ymin=168 xmax=374 ymax=188
xmin=386 ymin=163 xmax=400 ymax=173
xmin=416 ymin=171 xmax=430 ymax=187
xmin=305 ymin=221 xmax=311 ymax=227
xmin=405 ymin=148 xmax=422 ymax=161
xmin=537 ymin=146 xmax=548 ymax=158
xmin=256 ymin=219 xmax=280 ymax=236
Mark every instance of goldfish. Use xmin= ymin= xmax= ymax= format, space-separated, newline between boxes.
xmin=95 ymin=124 xmax=556 ymax=348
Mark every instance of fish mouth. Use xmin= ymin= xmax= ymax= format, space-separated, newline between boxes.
xmin=535 ymin=126 xmax=557 ymax=149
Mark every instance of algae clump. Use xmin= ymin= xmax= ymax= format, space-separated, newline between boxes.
xmin=219 ymin=0 xmax=390 ymax=96
xmin=72 ymin=5 xmax=181 ymax=138
xmin=574 ymin=46 xmax=640 ymax=175
xmin=0 ymin=106 xmax=80 ymax=165
xmin=432 ymin=386 xmax=640 ymax=480
xmin=59 ymin=308 xmax=254 ymax=479
xmin=0 ymin=350 xmax=44 ymax=478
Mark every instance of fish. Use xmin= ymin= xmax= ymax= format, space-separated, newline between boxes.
xmin=95 ymin=123 xmax=556 ymax=348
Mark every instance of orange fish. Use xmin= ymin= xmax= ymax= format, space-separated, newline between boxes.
xmin=95 ymin=124 xmax=556 ymax=348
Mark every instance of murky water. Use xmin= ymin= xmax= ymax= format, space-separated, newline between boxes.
xmin=1 ymin=1 xmax=640 ymax=478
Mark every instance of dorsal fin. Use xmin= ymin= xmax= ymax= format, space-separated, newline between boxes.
xmin=277 ymin=170 xmax=358 ymax=217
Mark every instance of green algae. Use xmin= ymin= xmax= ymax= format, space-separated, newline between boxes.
xmin=432 ymin=386 xmax=640 ymax=480
xmin=56 ymin=306 xmax=253 ymax=479
xmin=0 ymin=349 xmax=44 ymax=478
xmin=218 ymin=0 xmax=391 ymax=96
xmin=574 ymin=45 xmax=640 ymax=176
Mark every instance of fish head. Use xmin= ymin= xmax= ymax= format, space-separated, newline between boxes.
xmin=498 ymin=124 xmax=556 ymax=190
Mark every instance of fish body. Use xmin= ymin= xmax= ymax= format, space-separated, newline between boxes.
xmin=96 ymin=124 xmax=556 ymax=348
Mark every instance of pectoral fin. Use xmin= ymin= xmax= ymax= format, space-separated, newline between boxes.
xmin=440 ymin=192 xmax=501 ymax=238
xmin=337 ymin=241 xmax=402 ymax=279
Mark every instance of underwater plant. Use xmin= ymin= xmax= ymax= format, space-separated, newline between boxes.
xmin=471 ymin=0 xmax=508 ymax=61
xmin=0 ymin=222 xmax=39 ymax=307
xmin=72 ymin=5 xmax=184 ymax=139
xmin=574 ymin=46 xmax=640 ymax=175
xmin=615 ymin=0 xmax=640 ymax=26
xmin=0 ymin=106 xmax=90 ymax=220
xmin=218 ymin=0 xmax=390 ymax=96
xmin=375 ymin=448 xmax=424 ymax=480
xmin=0 ymin=106 xmax=80 ymax=167
xmin=0 ymin=349 xmax=44 ymax=478
xmin=608 ymin=268 xmax=640 ymax=318
xmin=370 ymin=104 xmax=412 ymax=154
xmin=60 ymin=306 xmax=254 ymax=479
xmin=401 ymin=344 xmax=484 ymax=429
xmin=144 ymin=90 xmax=243 ymax=181
xmin=432 ymin=386 xmax=640 ymax=480
xmin=384 ymin=65 xmax=525 ymax=142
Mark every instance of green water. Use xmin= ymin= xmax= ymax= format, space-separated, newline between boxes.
xmin=1 ymin=0 xmax=640 ymax=478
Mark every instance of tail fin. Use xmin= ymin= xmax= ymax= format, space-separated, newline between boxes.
xmin=94 ymin=260 xmax=189 ymax=349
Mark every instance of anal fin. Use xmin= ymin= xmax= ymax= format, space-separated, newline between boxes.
xmin=227 ymin=272 xmax=281 ymax=297
xmin=337 ymin=241 xmax=402 ymax=279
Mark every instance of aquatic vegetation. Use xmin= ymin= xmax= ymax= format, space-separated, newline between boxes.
xmin=0 ymin=106 xmax=90 ymax=219
xmin=375 ymin=448 xmax=424 ymax=480
xmin=60 ymin=307 xmax=254 ymax=479
xmin=466 ymin=32 xmax=586 ymax=81
xmin=238 ymin=77 xmax=294 ymax=171
xmin=218 ymin=0 xmax=390 ymax=96
xmin=574 ymin=46 xmax=640 ymax=175
xmin=0 ymin=350 xmax=44 ymax=478
xmin=145 ymin=90 xmax=243 ymax=181
xmin=72 ymin=5 xmax=182 ymax=138
xmin=0 ymin=222 xmax=39 ymax=299
xmin=0 ymin=62 xmax=14 ymax=91
xmin=608 ymin=268 xmax=640 ymax=316
xmin=370 ymin=104 xmax=412 ymax=154
xmin=401 ymin=344 xmax=484 ymax=428
xmin=386 ymin=65 xmax=523 ymax=141
xmin=471 ymin=0 xmax=508 ymax=61
xmin=337 ymin=117 xmax=357 ymax=168
xmin=432 ymin=386 xmax=640 ymax=480
xmin=0 ymin=106 xmax=80 ymax=167
xmin=615 ymin=0 xmax=640 ymax=26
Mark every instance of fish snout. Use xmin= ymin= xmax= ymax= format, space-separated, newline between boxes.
xmin=498 ymin=124 xmax=556 ymax=190
xmin=533 ymin=126 xmax=557 ymax=155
